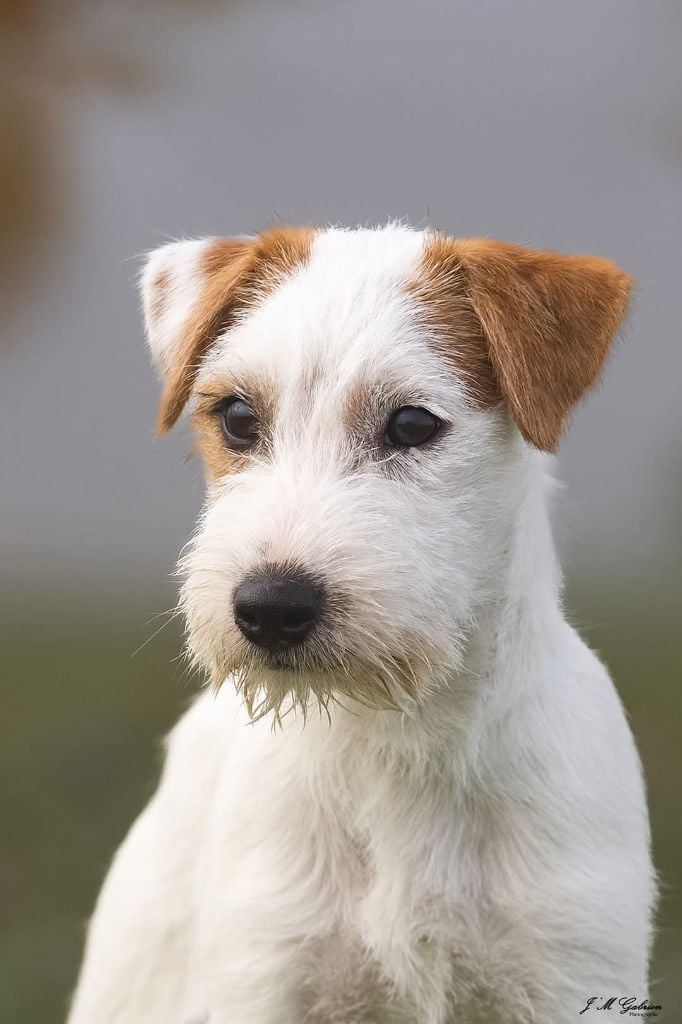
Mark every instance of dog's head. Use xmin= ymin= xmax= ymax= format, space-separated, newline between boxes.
xmin=140 ymin=225 xmax=631 ymax=719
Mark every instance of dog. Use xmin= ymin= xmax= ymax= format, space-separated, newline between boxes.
xmin=68 ymin=224 xmax=655 ymax=1024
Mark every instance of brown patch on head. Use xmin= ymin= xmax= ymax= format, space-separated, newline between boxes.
xmin=413 ymin=233 xmax=633 ymax=450
xmin=155 ymin=226 xmax=314 ymax=435
xmin=248 ymin=225 xmax=317 ymax=292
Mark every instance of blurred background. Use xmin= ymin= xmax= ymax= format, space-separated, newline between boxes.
xmin=1 ymin=1 xmax=680 ymax=1020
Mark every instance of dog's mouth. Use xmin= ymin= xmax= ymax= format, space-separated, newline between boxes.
xmin=234 ymin=622 xmax=351 ymax=675
xmin=247 ymin=643 xmax=324 ymax=672
xmin=206 ymin=624 xmax=440 ymax=722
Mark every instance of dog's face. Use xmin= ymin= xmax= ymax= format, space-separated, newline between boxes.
xmin=141 ymin=225 xmax=631 ymax=718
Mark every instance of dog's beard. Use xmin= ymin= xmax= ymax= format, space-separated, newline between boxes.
xmin=183 ymin=610 xmax=450 ymax=724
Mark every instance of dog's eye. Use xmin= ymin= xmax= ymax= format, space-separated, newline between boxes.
xmin=384 ymin=406 xmax=441 ymax=447
xmin=219 ymin=397 xmax=260 ymax=449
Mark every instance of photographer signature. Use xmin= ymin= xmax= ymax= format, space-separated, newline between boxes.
xmin=579 ymin=996 xmax=661 ymax=1017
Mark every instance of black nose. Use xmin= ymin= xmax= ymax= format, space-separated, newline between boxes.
xmin=233 ymin=571 xmax=325 ymax=651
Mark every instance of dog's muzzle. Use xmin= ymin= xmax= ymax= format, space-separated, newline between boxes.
xmin=233 ymin=569 xmax=325 ymax=652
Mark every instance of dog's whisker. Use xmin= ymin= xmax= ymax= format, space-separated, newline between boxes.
xmin=130 ymin=608 xmax=183 ymax=659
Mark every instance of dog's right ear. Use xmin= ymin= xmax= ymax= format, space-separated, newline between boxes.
xmin=140 ymin=227 xmax=315 ymax=434
xmin=140 ymin=237 xmax=258 ymax=435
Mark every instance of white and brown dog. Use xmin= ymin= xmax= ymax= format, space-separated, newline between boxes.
xmin=68 ymin=225 xmax=655 ymax=1024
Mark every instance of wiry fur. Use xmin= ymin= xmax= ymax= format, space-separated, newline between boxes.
xmin=68 ymin=225 xmax=655 ymax=1024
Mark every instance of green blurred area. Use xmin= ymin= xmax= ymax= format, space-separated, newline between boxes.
xmin=1 ymin=590 xmax=680 ymax=1023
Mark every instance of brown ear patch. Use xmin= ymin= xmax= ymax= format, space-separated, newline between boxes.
xmin=156 ymin=226 xmax=314 ymax=434
xmin=415 ymin=234 xmax=633 ymax=450
xmin=410 ymin=236 xmax=502 ymax=410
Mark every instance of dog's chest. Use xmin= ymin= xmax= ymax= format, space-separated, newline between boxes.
xmin=192 ymin=721 xmax=542 ymax=1023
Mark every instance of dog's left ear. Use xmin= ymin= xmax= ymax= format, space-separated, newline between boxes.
xmin=442 ymin=238 xmax=633 ymax=451
xmin=140 ymin=228 xmax=313 ymax=434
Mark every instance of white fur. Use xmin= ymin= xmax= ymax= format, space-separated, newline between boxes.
xmin=68 ymin=226 xmax=655 ymax=1024
xmin=141 ymin=237 xmax=217 ymax=373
